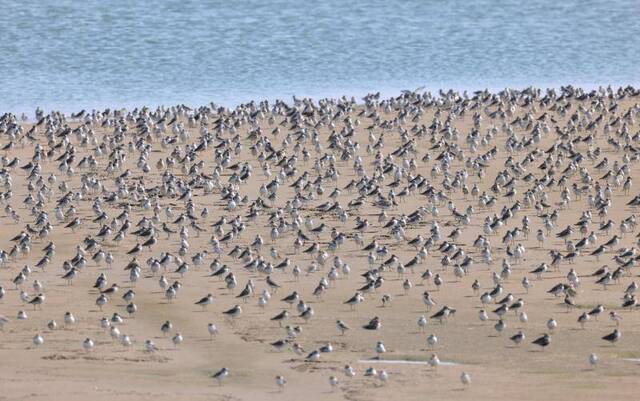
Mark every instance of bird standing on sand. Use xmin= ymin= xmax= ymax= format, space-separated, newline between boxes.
xmin=329 ymin=376 xmax=339 ymax=391
xmin=33 ymin=333 xmax=44 ymax=347
xmin=532 ymin=334 xmax=551 ymax=350
xmin=195 ymin=293 xmax=214 ymax=310
xmin=601 ymin=329 xmax=621 ymax=345
xmin=212 ymin=367 xmax=229 ymax=385
xmin=460 ymin=372 xmax=471 ymax=388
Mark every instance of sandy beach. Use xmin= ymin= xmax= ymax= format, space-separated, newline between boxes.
xmin=1 ymin=86 xmax=639 ymax=401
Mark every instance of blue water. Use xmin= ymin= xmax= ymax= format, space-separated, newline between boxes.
xmin=1 ymin=0 xmax=639 ymax=114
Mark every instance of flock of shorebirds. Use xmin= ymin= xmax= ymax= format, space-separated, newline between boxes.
xmin=0 ymin=85 xmax=639 ymax=395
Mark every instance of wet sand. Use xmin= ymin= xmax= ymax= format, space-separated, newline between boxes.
xmin=1 ymin=87 xmax=639 ymax=400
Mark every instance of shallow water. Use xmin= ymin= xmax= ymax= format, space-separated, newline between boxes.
xmin=1 ymin=0 xmax=639 ymax=113
xmin=358 ymin=359 xmax=461 ymax=366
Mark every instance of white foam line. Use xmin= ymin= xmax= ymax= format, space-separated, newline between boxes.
xmin=358 ymin=359 xmax=460 ymax=366
xmin=623 ymin=358 xmax=640 ymax=362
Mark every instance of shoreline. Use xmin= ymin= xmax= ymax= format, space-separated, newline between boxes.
xmin=4 ymin=82 xmax=640 ymax=117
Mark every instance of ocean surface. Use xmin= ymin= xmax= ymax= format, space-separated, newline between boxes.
xmin=0 ymin=0 xmax=639 ymax=114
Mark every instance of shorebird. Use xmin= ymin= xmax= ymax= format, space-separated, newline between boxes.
xmin=64 ymin=312 xmax=76 ymax=327
xmin=144 ymin=340 xmax=159 ymax=353
xmin=378 ymin=369 xmax=389 ymax=385
xmin=417 ymin=315 xmax=428 ymax=331
xmin=460 ymin=372 xmax=471 ymax=388
xmin=0 ymin=315 xmax=9 ymax=331
xmin=532 ymin=334 xmax=551 ymax=351
xmin=427 ymin=333 xmax=438 ymax=349
xmin=223 ymin=305 xmax=242 ymax=320
xmin=270 ymin=339 xmax=289 ymax=352
xmin=609 ymin=311 xmax=622 ymax=326
xmin=33 ymin=333 xmax=44 ymax=347
xmin=172 ymin=333 xmax=183 ymax=348
xmin=82 ymin=338 xmax=95 ymax=352
xmin=212 ymin=367 xmax=229 ymax=385
xmin=422 ymin=291 xmax=437 ymax=311
xmin=578 ymin=312 xmax=590 ymax=329
xmin=329 ymin=376 xmax=339 ymax=391
xmin=344 ymin=364 xmax=356 ymax=377
xmin=430 ymin=306 xmax=455 ymax=324
xmin=195 ymin=293 xmax=214 ymax=310
xmin=343 ymin=292 xmax=364 ymax=310
xmin=1 ymin=86 xmax=638 ymax=398
xmin=336 ymin=320 xmax=350 ymax=335
xmin=95 ymin=294 xmax=108 ymax=311
xmin=207 ymin=323 xmax=219 ymax=339
xmin=306 ymin=349 xmax=321 ymax=362
xmin=271 ymin=310 xmax=290 ymax=327
xmin=428 ymin=353 xmax=440 ymax=368
xmin=161 ymin=321 xmax=173 ymax=336
xmin=281 ymin=291 xmax=299 ymax=307
xmin=510 ymin=330 xmax=525 ymax=345
xmin=362 ymin=316 xmax=381 ymax=330
xmin=602 ymin=329 xmax=621 ymax=345
xmin=28 ymin=293 xmax=45 ymax=310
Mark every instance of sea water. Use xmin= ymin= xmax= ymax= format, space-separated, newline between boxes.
xmin=0 ymin=0 xmax=638 ymax=114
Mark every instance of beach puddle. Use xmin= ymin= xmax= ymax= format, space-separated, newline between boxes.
xmin=358 ymin=359 xmax=461 ymax=366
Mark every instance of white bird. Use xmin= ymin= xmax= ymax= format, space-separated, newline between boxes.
xmin=417 ymin=315 xmax=428 ymax=331
xmin=428 ymin=353 xmax=440 ymax=368
xmin=83 ymin=338 xmax=95 ymax=352
xmin=172 ymin=333 xmax=183 ymax=348
xmin=33 ymin=333 xmax=44 ymax=347
xmin=378 ymin=369 xmax=389 ymax=384
xmin=96 ymin=294 xmax=108 ymax=311
xmin=460 ymin=371 xmax=471 ymax=387
xmin=144 ymin=339 xmax=159 ymax=353
xmin=110 ymin=326 xmax=121 ymax=341
xmin=427 ymin=333 xmax=438 ymax=349
xmin=120 ymin=334 xmax=132 ymax=347
xmin=64 ymin=312 xmax=76 ymax=326
xmin=207 ymin=323 xmax=219 ymax=339
xmin=329 ymin=376 xmax=339 ymax=391
xmin=519 ymin=312 xmax=528 ymax=324
xmin=344 ymin=364 xmax=356 ymax=377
